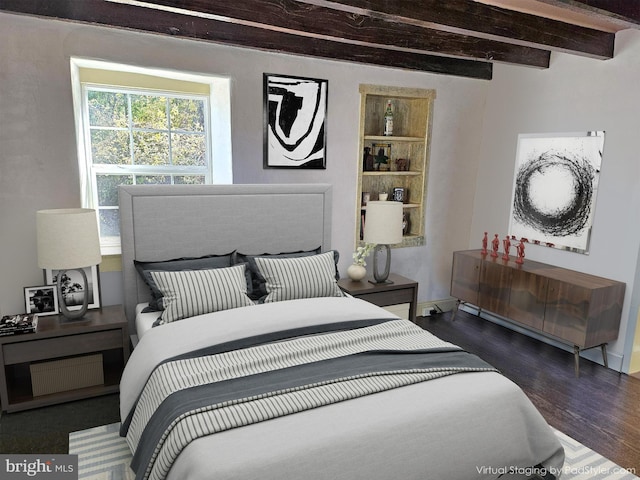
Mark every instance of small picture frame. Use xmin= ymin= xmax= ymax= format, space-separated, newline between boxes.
xmin=371 ymin=143 xmax=391 ymax=171
xmin=24 ymin=285 xmax=59 ymax=316
xmin=44 ymin=265 xmax=101 ymax=311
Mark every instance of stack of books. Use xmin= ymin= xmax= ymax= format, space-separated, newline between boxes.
xmin=0 ymin=314 xmax=38 ymax=336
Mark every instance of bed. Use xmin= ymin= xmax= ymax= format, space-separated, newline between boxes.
xmin=118 ymin=184 xmax=564 ymax=480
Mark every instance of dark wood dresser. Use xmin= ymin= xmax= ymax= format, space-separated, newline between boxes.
xmin=450 ymin=249 xmax=625 ymax=375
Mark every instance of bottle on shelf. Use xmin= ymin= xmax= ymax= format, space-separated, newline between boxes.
xmin=383 ymin=99 xmax=393 ymax=136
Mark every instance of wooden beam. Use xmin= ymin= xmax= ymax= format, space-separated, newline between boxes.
xmin=309 ymin=0 xmax=615 ymax=59
xmin=0 ymin=0 xmax=493 ymax=79
xmin=535 ymin=0 xmax=640 ymax=29
xmin=146 ymin=0 xmax=549 ymax=67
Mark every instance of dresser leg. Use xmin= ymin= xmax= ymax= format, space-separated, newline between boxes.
xmin=574 ymin=346 xmax=580 ymax=377
xmin=601 ymin=344 xmax=608 ymax=368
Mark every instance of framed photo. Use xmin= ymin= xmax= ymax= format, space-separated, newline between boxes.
xmin=24 ymin=285 xmax=59 ymax=316
xmin=371 ymin=142 xmax=391 ymax=171
xmin=44 ymin=265 xmax=101 ymax=311
xmin=263 ymin=73 xmax=328 ymax=169
xmin=508 ymin=131 xmax=605 ymax=254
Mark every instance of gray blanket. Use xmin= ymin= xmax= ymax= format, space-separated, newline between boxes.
xmin=124 ymin=318 xmax=498 ymax=480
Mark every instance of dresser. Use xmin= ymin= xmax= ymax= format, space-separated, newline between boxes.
xmin=450 ymin=250 xmax=625 ymax=375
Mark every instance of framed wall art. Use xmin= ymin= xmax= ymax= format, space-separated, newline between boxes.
xmin=508 ymin=131 xmax=605 ymax=254
xmin=44 ymin=265 xmax=101 ymax=311
xmin=263 ymin=73 xmax=328 ymax=169
xmin=24 ymin=285 xmax=59 ymax=316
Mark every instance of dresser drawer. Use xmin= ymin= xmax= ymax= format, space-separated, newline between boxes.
xmin=2 ymin=330 xmax=123 ymax=365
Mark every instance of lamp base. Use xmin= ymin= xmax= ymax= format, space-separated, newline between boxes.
xmin=370 ymin=244 xmax=393 ymax=284
xmin=57 ymin=268 xmax=89 ymax=320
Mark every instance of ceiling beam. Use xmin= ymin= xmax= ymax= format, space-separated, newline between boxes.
xmin=0 ymin=0 xmax=493 ymax=79
xmin=306 ymin=0 xmax=615 ymax=59
xmin=535 ymin=0 xmax=640 ymax=29
xmin=146 ymin=0 xmax=550 ymax=67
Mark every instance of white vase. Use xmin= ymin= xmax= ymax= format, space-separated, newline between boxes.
xmin=347 ymin=264 xmax=367 ymax=281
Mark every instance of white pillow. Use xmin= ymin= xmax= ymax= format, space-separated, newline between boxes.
xmin=254 ymin=251 xmax=344 ymax=303
xmin=150 ymin=265 xmax=254 ymax=324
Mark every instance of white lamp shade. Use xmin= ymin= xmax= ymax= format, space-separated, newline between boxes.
xmin=37 ymin=208 xmax=102 ymax=270
xmin=363 ymin=201 xmax=403 ymax=245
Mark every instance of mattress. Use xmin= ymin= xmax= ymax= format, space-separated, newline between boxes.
xmin=120 ymin=297 xmax=564 ymax=480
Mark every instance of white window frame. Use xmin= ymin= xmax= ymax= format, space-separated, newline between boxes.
xmin=70 ymin=58 xmax=232 ymax=255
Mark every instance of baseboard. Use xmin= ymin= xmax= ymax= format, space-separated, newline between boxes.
xmin=418 ymin=297 xmax=457 ymax=316
xmin=459 ymin=304 xmax=625 ymax=373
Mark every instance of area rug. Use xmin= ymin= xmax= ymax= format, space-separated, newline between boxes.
xmin=69 ymin=423 xmax=638 ymax=480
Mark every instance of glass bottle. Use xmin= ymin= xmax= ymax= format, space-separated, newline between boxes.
xmin=383 ymin=99 xmax=393 ymax=136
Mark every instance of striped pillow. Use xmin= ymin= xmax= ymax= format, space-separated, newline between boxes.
xmin=254 ymin=251 xmax=344 ymax=303
xmin=150 ymin=265 xmax=254 ymax=324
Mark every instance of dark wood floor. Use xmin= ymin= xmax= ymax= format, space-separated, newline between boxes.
xmin=417 ymin=310 xmax=640 ymax=473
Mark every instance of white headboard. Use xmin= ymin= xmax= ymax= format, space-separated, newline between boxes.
xmin=118 ymin=183 xmax=333 ymax=331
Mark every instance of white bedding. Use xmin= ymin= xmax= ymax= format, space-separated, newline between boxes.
xmin=120 ymin=297 xmax=564 ymax=480
xmin=135 ymin=303 xmax=159 ymax=339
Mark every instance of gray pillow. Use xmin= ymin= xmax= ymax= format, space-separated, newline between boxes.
xmin=151 ymin=265 xmax=254 ymax=324
xmin=254 ymin=251 xmax=344 ymax=303
xmin=134 ymin=252 xmax=234 ymax=311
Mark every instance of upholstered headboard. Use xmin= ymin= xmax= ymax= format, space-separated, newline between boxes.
xmin=118 ymin=183 xmax=333 ymax=332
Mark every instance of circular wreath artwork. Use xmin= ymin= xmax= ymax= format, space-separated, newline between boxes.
xmin=512 ymin=150 xmax=596 ymax=238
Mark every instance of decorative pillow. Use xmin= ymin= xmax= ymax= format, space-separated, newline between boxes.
xmin=134 ymin=252 xmax=234 ymax=311
xmin=150 ymin=265 xmax=254 ymax=324
xmin=254 ymin=251 xmax=344 ymax=303
xmin=234 ymin=248 xmax=339 ymax=300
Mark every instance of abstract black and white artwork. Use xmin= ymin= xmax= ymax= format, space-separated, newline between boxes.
xmin=264 ymin=74 xmax=327 ymax=169
xmin=508 ymin=131 xmax=605 ymax=254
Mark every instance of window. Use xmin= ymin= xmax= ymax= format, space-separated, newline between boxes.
xmin=71 ymin=59 xmax=232 ymax=254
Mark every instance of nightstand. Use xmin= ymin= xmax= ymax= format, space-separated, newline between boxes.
xmin=338 ymin=273 xmax=418 ymax=322
xmin=0 ymin=305 xmax=129 ymax=412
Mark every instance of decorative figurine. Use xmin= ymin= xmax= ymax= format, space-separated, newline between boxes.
xmin=516 ymin=239 xmax=525 ymax=264
xmin=502 ymin=236 xmax=511 ymax=261
xmin=481 ymin=232 xmax=488 ymax=255
xmin=491 ymin=234 xmax=499 ymax=258
xmin=363 ymin=147 xmax=375 ymax=171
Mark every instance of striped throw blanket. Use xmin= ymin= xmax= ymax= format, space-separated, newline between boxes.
xmin=122 ymin=318 xmax=497 ymax=480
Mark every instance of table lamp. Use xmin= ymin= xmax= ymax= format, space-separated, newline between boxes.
xmin=37 ymin=208 xmax=102 ymax=319
xmin=363 ymin=201 xmax=403 ymax=284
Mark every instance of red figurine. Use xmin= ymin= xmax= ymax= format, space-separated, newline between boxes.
xmin=502 ymin=236 xmax=511 ymax=261
xmin=491 ymin=234 xmax=499 ymax=258
xmin=481 ymin=232 xmax=488 ymax=255
xmin=516 ymin=239 xmax=525 ymax=264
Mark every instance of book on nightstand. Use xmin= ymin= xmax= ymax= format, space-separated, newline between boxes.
xmin=0 ymin=314 xmax=38 ymax=336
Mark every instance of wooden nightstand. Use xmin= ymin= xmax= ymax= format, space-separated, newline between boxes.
xmin=0 ymin=305 xmax=129 ymax=412
xmin=338 ymin=273 xmax=419 ymax=322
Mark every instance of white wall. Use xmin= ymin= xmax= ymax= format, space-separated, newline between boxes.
xmin=472 ymin=29 xmax=640 ymax=372
xmin=0 ymin=13 xmax=487 ymax=320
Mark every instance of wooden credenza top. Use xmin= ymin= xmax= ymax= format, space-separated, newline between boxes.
xmin=455 ymin=249 xmax=623 ymax=288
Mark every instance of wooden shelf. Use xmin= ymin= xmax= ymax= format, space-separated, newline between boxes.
xmin=356 ymin=85 xmax=435 ymax=247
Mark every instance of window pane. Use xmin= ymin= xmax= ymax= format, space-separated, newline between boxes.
xmin=131 ymin=94 xmax=167 ymax=129
xmin=136 ymin=175 xmax=171 ymax=184
xmin=172 ymin=133 xmax=206 ymax=166
xmin=91 ymin=129 xmax=131 ymax=165
xmin=97 ymin=174 xmax=132 ymax=206
xmin=133 ymin=131 xmax=169 ymax=165
xmin=98 ymin=208 xmax=121 ymax=237
xmin=88 ymin=91 xmax=127 ymax=127
xmin=170 ymin=98 xmax=205 ymax=132
xmin=174 ymin=175 xmax=206 ymax=185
